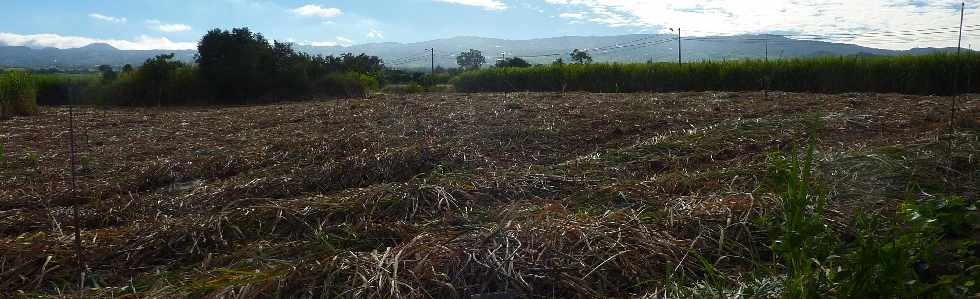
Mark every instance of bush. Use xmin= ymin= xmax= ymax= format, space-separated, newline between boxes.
xmin=0 ymin=71 xmax=39 ymax=118
xmin=34 ymin=74 xmax=101 ymax=106
xmin=314 ymin=72 xmax=378 ymax=97
xmin=453 ymin=53 xmax=980 ymax=95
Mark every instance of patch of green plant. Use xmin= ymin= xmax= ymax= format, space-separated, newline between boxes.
xmin=767 ymin=142 xmax=979 ymax=298
xmin=768 ymin=142 xmax=834 ymax=298
xmin=314 ymin=72 xmax=379 ymax=97
xmin=826 ymin=196 xmax=979 ymax=298
xmin=33 ymin=73 xmax=101 ymax=105
xmin=26 ymin=151 xmax=40 ymax=168
xmin=453 ymin=53 xmax=980 ymax=95
xmin=902 ymin=196 xmax=977 ymax=237
xmin=0 ymin=70 xmax=39 ymax=118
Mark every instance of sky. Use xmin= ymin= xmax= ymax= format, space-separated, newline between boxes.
xmin=0 ymin=0 xmax=976 ymax=51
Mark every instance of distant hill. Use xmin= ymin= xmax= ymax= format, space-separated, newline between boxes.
xmin=0 ymin=43 xmax=196 ymax=70
xmin=0 ymin=35 xmax=969 ymax=70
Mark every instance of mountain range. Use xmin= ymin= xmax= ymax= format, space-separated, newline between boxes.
xmin=0 ymin=34 xmax=964 ymax=70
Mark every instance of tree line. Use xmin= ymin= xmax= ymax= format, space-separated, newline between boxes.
xmin=37 ymin=27 xmax=385 ymax=106
xmin=454 ymin=48 xmax=594 ymax=70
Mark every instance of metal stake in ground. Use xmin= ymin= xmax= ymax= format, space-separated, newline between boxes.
xmin=68 ymin=83 xmax=84 ymax=295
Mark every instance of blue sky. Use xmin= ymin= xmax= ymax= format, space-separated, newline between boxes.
xmin=0 ymin=0 xmax=976 ymax=50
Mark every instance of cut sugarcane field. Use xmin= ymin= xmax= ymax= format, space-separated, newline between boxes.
xmin=1 ymin=1 xmax=979 ymax=298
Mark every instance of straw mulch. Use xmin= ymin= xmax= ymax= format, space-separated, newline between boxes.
xmin=1 ymin=92 xmax=977 ymax=298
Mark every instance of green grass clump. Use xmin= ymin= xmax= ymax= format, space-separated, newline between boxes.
xmin=0 ymin=70 xmax=39 ymax=118
xmin=767 ymin=144 xmax=979 ymax=298
xmin=453 ymin=53 xmax=980 ymax=95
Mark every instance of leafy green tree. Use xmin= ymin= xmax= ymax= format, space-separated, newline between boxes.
xmin=456 ymin=49 xmax=486 ymax=71
xmin=270 ymin=41 xmax=311 ymax=93
xmin=196 ymin=27 xmax=275 ymax=102
xmin=138 ymin=53 xmax=183 ymax=106
xmin=341 ymin=53 xmax=384 ymax=74
xmin=570 ymin=49 xmax=592 ymax=64
xmin=121 ymin=64 xmax=134 ymax=74
xmin=97 ymin=65 xmax=117 ymax=82
xmin=552 ymin=57 xmax=565 ymax=66
xmin=495 ymin=57 xmax=531 ymax=68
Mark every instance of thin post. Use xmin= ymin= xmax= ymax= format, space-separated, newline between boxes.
xmin=764 ymin=39 xmax=769 ymax=63
xmin=430 ymin=48 xmax=435 ymax=75
xmin=958 ymin=2 xmax=965 ymax=55
xmin=68 ymin=85 xmax=83 ymax=295
xmin=677 ymin=28 xmax=682 ymax=65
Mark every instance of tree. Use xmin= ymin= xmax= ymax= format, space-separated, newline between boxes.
xmin=121 ymin=64 xmax=134 ymax=74
xmin=570 ymin=49 xmax=592 ymax=64
xmin=495 ymin=57 xmax=531 ymax=68
xmin=552 ymin=57 xmax=565 ymax=66
xmin=97 ymin=64 xmax=117 ymax=82
xmin=196 ymin=27 xmax=275 ymax=102
xmin=341 ymin=53 xmax=384 ymax=74
xmin=271 ymin=41 xmax=311 ymax=93
xmin=138 ymin=53 xmax=183 ymax=106
xmin=456 ymin=49 xmax=486 ymax=71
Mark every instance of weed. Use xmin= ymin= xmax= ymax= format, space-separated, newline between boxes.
xmin=26 ymin=151 xmax=40 ymax=168
xmin=768 ymin=142 xmax=834 ymax=298
xmin=901 ymin=196 xmax=977 ymax=237
xmin=768 ymin=142 xmax=979 ymax=298
xmin=0 ymin=70 xmax=39 ymax=118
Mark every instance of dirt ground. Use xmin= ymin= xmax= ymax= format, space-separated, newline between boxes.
xmin=1 ymin=92 xmax=977 ymax=297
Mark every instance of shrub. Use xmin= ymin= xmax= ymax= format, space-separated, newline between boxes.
xmin=0 ymin=70 xmax=39 ymax=118
xmin=34 ymin=73 xmax=101 ymax=106
xmin=314 ymin=72 xmax=378 ymax=97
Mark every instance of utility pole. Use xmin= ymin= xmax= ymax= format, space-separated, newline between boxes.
xmin=669 ymin=27 xmax=682 ymax=65
xmin=764 ymin=39 xmax=769 ymax=63
xmin=429 ymin=48 xmax=435 ymax=75
xmin=958 ymin=2 xmax=965 ymax=55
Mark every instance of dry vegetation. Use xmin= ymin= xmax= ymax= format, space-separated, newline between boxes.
xmin=1 ymin=91 xmax=978 ymax=298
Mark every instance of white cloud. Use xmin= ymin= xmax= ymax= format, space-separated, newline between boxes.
xmin=0 ymin=32 xmax=195 ymax=50
xmin=367 ymin=29 xmax=384 ymax=39
xmin=290 ymin=4 xmax=343 ymax=17
xmin=335 ymin=36 xmax=353 ymax=44
xmin=542 ymin=0 xmax=978 ymax=50
xmin=146 ymin=20 xmax=193 ymax=32
xmin=433 ymin=0 xmax=507 ymax=11
xmin=559 ymin=12 xmax=585 ymax=19
xmin=157 ymin=24 xmax=192 ymax=32
xmin=88 ymin=13 xmax=127 ymax=23
xmin=300 ymin=36 xmax=354 ymax=47
xmin=308 ymin=41 xmax=339 ymax=47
